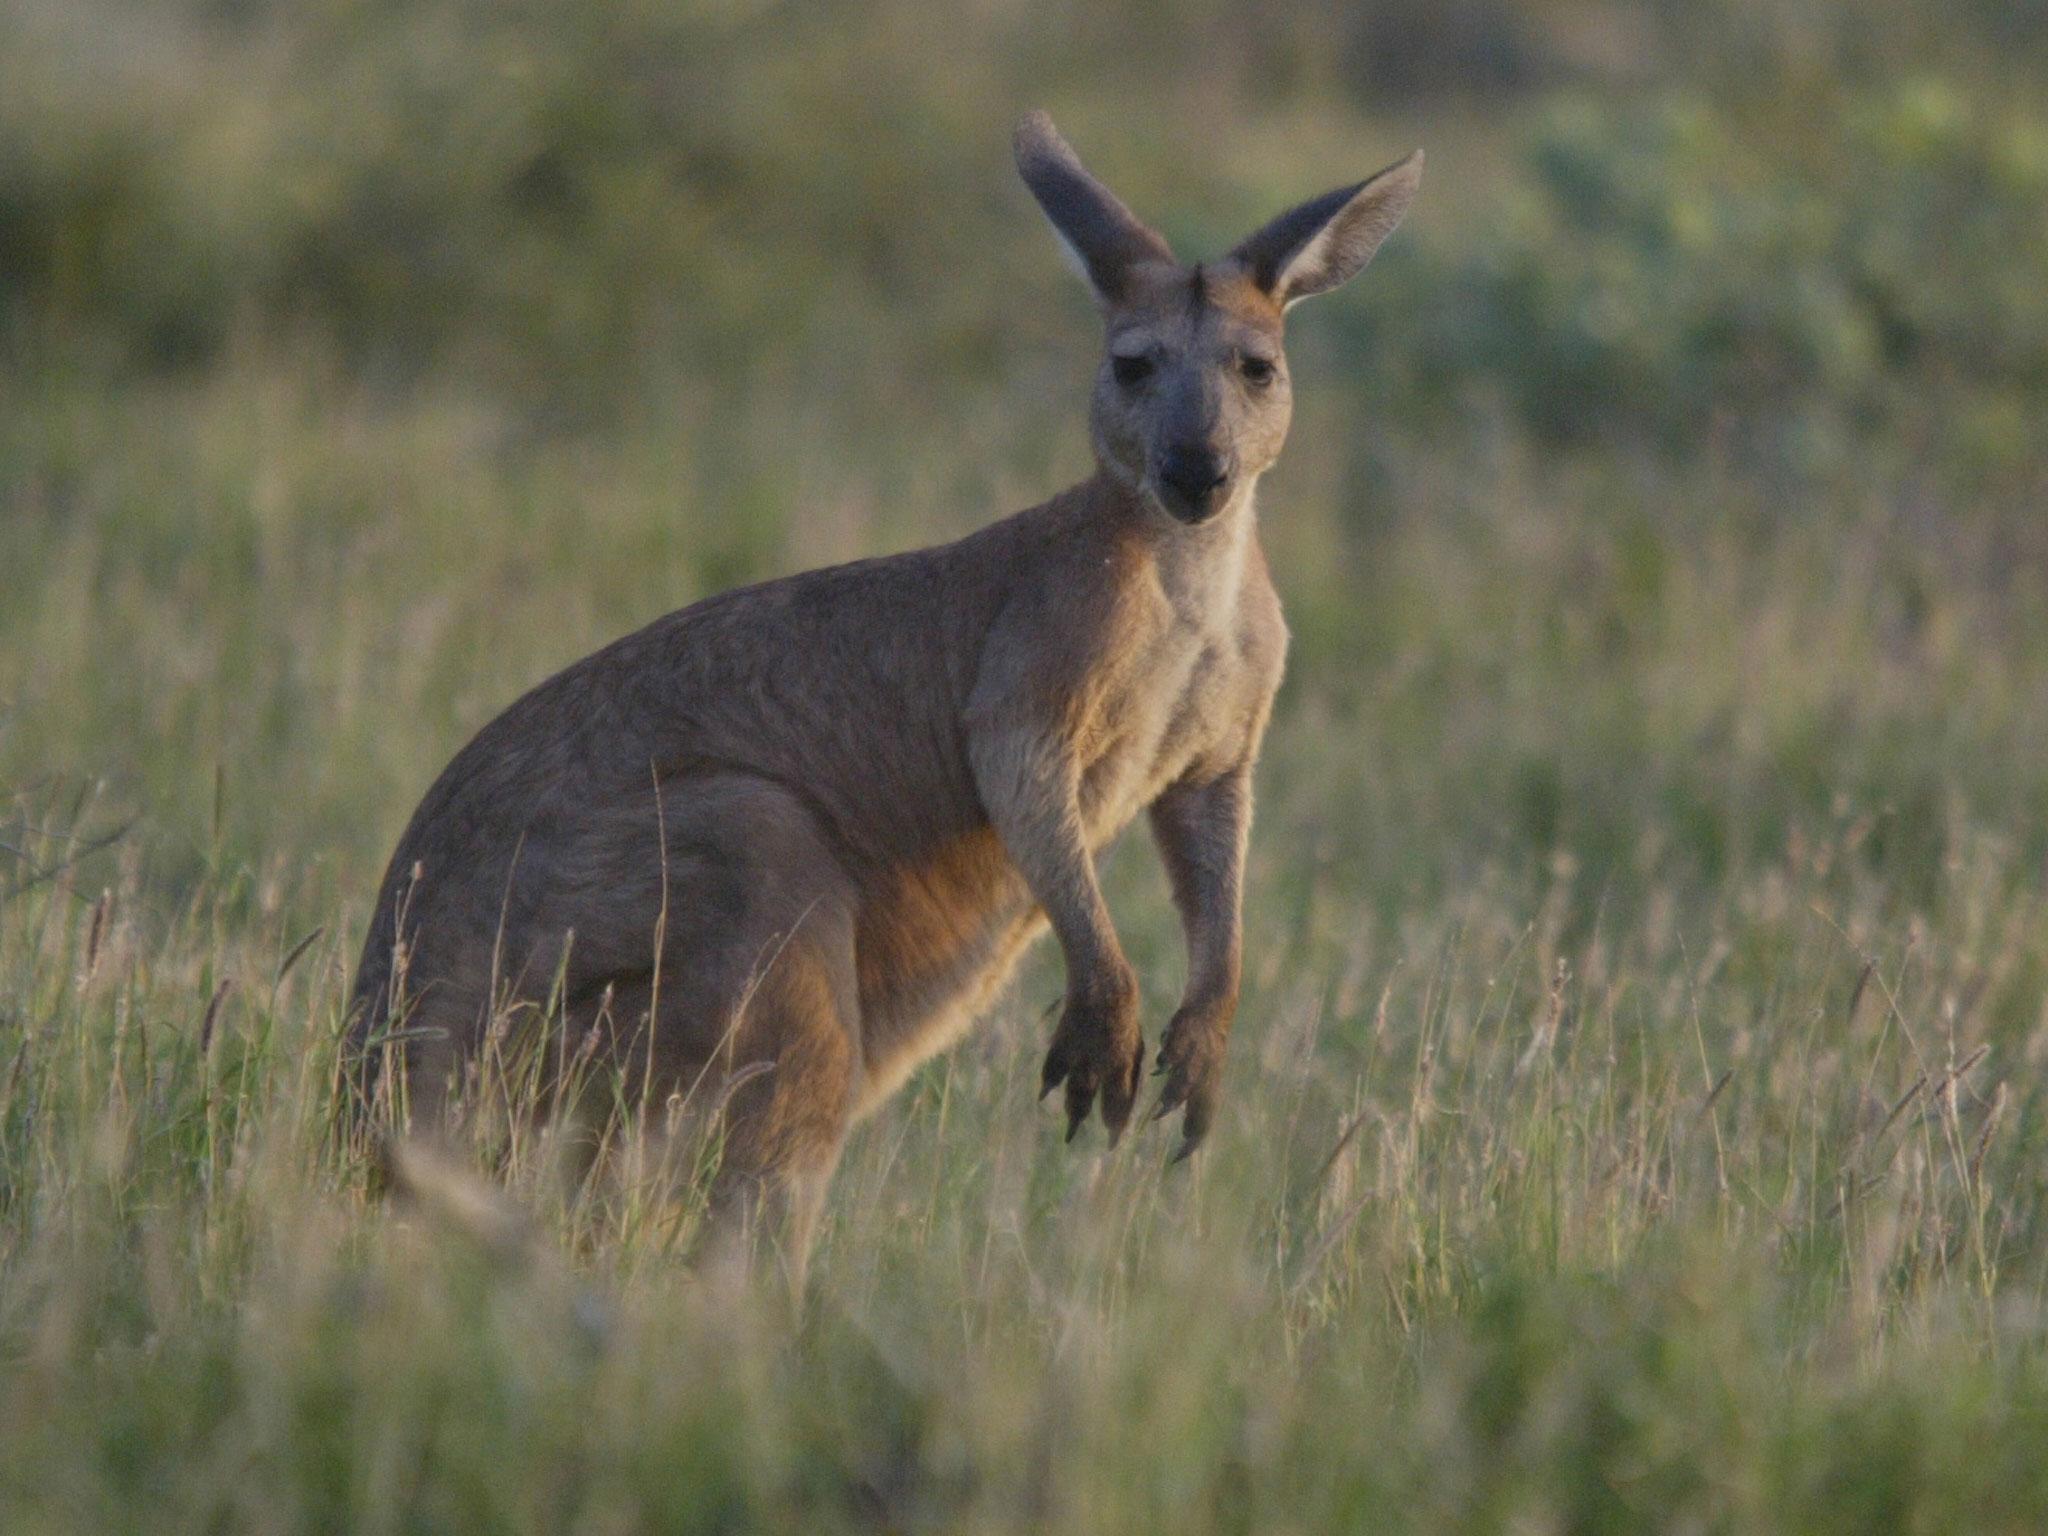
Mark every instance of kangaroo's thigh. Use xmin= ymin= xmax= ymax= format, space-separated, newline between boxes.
xmin=585 ymin=775 xmax=862 ymax=1286
xmin=555 ymin=772 xmax=862 ymax=1095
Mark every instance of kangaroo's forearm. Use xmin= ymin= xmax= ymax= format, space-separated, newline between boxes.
xmin=1150 ymin=765 xmax=1251 ymax=1022
xmin=968 ymin=724 xmax=1132 ymax=998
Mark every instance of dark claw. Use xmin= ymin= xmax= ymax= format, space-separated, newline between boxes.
xmin=1041 ymin=1048 xmax=1066 ymax=1100
xmin=1168 ymin=1137 xmax=1200 ymax=1167
xmin=1065 ymin=1106 xmax=1087 ymax=1144
xmin=1103 ymin=1036 xmax=1142 ymax=1134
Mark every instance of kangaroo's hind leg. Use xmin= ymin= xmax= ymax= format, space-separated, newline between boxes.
xmin=560 ymin=772 xmax=863 ymax=1292
xmin=691 ymin=906 xmax=861 ymax=1297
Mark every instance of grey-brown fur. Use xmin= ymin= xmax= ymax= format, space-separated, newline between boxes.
xmin=347 ymin=112 xmax=1420 ymax=1283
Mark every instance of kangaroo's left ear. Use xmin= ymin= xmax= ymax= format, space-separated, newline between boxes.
xmin=1231 ymin=149 xmax=1422 ymax=308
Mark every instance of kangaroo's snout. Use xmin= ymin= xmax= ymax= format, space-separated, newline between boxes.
xmin=1157 ymin=444 xmax=1233 ymax=523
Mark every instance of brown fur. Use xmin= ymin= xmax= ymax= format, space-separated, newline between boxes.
xmin=346 ymin=113 xmax=1420 ymax=1283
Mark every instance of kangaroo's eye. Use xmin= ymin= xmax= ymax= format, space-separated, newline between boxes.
xmin=1240 ymin=356 xmax=1277 ymax=387
xmin=1111 ymin=353 xmax=1153 ymax=388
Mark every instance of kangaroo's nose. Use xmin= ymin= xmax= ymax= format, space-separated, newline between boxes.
xmin=1157 ymin=445 xmax=1230 ymax=521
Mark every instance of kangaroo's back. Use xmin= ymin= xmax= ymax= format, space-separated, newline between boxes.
xmin=345 ymin=485 xmax=1113 ymax=1101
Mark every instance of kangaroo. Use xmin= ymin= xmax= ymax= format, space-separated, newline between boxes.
xmin=346 ymin=112 xmax=1420 ymax=1282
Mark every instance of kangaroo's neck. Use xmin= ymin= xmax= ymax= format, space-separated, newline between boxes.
xmin=1082 ymin=469 xmax=1260 ymax=624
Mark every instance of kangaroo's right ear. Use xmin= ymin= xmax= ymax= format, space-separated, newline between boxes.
xmin=1014 ymin=111 xmax=1175 ymax=307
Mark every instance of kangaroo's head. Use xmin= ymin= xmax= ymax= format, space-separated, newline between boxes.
xmin=1015 ymin=111 xmax=1420 ymax=527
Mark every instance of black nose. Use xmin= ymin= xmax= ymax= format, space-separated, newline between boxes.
xmin=1158 ymin=446 xmax=1229 ymax=519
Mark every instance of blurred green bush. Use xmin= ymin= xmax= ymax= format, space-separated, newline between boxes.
xmin=1352 ymin=84 xmax=2048 ymax=460
xmin=5 ymin=0 xmax=2045 ymax=472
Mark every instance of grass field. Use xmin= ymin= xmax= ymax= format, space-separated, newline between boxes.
xmin=7 ymin=0 xmax=2048 ymax=1529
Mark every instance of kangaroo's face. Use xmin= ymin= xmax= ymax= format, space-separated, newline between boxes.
xmin=1014 ymin=112 xmax=1421 ymax=527
xmin=1089 ymin=264 xmax=1289 ymax=524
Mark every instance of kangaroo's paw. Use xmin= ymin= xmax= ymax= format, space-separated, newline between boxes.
xmin=1151 ymin=1009 xmax=1226 ymax=1163
xmin=1041 ymin=985 xmax=1143 ymax=1146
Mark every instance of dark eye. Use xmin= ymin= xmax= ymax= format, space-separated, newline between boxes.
xmin=1111 ymin=353 xmax=1153 ymax=388
xmin=1240 ymin=356 xmax=1277 ymax=387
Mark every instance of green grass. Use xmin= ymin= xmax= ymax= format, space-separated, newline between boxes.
xmin=8 ymin=0 xmax=2048 ymax=1528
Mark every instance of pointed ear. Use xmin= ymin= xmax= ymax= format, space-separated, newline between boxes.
xmin=1231 ymin=149 xmax=1422 ymax=308
xmin=1014 ymin=110 xmax=1175 ymax=305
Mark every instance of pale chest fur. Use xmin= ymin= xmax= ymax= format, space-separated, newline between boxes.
xmin=1074 ymin=511 xmax=1284 ymax=848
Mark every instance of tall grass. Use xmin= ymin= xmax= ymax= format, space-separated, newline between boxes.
xmin=6 ymin=542 xmax=2048 ymax=1528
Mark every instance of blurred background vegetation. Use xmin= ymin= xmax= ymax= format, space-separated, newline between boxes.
xmin=6 ymin=0 xmax=2048 ymax=1529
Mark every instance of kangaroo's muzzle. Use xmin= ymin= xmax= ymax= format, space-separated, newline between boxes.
xmin=1156 ymin=445 xmax=1233 ymax=523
